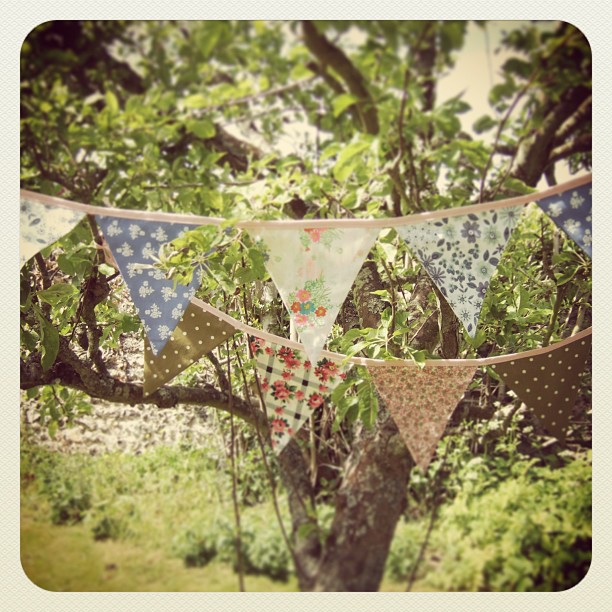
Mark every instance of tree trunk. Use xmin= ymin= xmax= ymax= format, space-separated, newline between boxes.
xmin=311 ymin=412 xmax=413 ymax=591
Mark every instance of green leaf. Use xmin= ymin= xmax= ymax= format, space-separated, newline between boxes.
xmin=37 ymin=315 xmax=60 ymax=372
xmin=105 ymin=91 xmax=119 ymax=114
xmin=186 ymin=118 xmax=216 ymax=139
xmin=37 ymin=283 xmax=79 ymax=306
xmin=332 ymin=93 xmax=358 ymax=118
xmin=98 ymin=263 xmax=116 ymax=276
xmin=473 ymin=115 xmax=497 ymax=134
xmin=183 ymin=94 xmax=209 ymax=109
xmin=333 ymin=139 xmax=371 ymax=182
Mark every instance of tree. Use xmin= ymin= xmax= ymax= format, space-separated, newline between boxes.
xmin=20 ymin=20 xmax=591 ymax=591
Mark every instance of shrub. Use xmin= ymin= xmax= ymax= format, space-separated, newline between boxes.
xmin=391 ymin=454 xmax=592 ymax=591
xmin=45 ymin=474 xmax=92 ymax=525
xmin=172 ymin=525 xmax=219 ymax=567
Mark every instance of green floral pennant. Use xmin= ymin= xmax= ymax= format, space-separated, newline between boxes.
xmin=20 ymin=197 xmax=85 ymax=268
xmin=249 ymin=227 xmax=379 ymax=363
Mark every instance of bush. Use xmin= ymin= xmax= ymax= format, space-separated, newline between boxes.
xmin=390 ymin=454 xmax=591 ymax=591
xmin=45 ymin=474 xmax=92 ymax=525
xmin=172 ymin=525 xmax=219 ymax=567
xmin=173 ymin=516 xmax=292 ymax=582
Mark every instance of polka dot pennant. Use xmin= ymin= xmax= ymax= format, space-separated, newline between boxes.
xmin=250 ymin=335 xmax=352 ymax=455
xmin=491 ymin=334 xmax=591 ymax=441
xmin=96 ymin=216 xmax=205 ymax=356
xmin=369 ymin=364 xmax=477 ymax=471
xmin=143 ymin=301 xmax=237 ymax=396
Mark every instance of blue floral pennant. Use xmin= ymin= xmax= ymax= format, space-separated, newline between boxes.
xmin=20 ymin=197 xmax=85 ymax=269
xmin=96 ymin=216 xmax=203 ymax=355
xmin=397 ymin=206 xmax=524 ymax=337
xmin=249 ymin=227 xmax=379 ymax=364
xmin=537 ymin=182 xmax=592 ymax=257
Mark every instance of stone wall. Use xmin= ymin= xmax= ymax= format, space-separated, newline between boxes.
xmin=21 ymin=400 xmax=224 ymax=456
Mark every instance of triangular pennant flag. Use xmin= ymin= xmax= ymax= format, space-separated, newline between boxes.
xmin=96 ymin=216 xmax=203 ymax=355
xmin=20 ymin=197 xmax=85 ymax=268
xmin=144 ymin=301 xmax=238 ymax=396
xmin=537 ymin=182 xmax=592 ymax=257
xmin=249 ymin=227 xmax=379 ymax=363
xmin=250 ymin=335 xmax=351 ymax=454
xmin=397 ymin=206 xmax=523 ymax=337
xmin=370 ymin=364 xmax=477 ymax=470
xmin=491 ymin=333 xmax=591 ymax=441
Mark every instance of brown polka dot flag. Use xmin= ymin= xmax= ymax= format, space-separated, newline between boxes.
xmin=144 ymin=301 xmax=237 ymax=396
xmin=491 ymin=333 xmax=591 ymax=441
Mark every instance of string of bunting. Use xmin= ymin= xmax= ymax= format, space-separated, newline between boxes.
xmin=20 ymin=173 xmax=592 ymax=360
xmin=19 ymin=174 xmax=593 ymax=467
xmin=190 ymin=299 xmax=592 ymax=466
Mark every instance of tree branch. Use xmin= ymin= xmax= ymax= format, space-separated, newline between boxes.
xmin=548 ymin=134 xmax=592 ymax=165
xmin=21 ymin=346 xmax=264 ymax=428
xmin=302 ymin=21 xmax=379 ymax=135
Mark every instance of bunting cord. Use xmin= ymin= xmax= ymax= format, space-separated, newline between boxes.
xmin=20 ymin=172 xmax=591 ymax=230
xmin=191 ymin=297 xmax=592 ymax=368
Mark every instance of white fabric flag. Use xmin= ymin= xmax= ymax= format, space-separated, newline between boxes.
xmin=397 ymin=206 xmax=523 ymax=337
xmin=20 ymin=198 xmax=85 ymax=268
xmin=250 ymin=227 xmax=379 ymax=363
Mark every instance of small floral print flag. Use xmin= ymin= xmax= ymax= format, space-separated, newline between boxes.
xmin=249 ymin=227 xmax=379 ymax=363
xmin=369 ymin=364 xmax=477 ymax=470
xmin=397 ymin=206 xmax=523 ymax=337
xmin=144 ymin=301 xmax=237 ymax=396
xmin=537 ymin=182 xmax=592 ymax=257
xmin=490 ymin=332 xmax=591 ymax=441
xmin=250 ymin=335 xmax=351 ymax=454
xmin=96 ymin=216 xmax=203 ymax=355
xmin=20 ymin=197 xmax=85 ymax=268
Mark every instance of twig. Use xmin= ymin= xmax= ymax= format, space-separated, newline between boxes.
xmin=406 ymin=438 xmax=453 ymax=591
xmin=224 ymin=341 xmax=246 ymax=592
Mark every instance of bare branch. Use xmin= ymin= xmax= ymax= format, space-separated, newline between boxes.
xmin=548 ymin=133 xmax=592 ymax=165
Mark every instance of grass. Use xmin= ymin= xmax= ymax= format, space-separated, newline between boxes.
xmin=20 ymin=429 xmax=591 ymax=592
xmin=21 ymin=514 xmax=297 ymax=591
xmin=21 ymin=483 xmax=298 ymax=592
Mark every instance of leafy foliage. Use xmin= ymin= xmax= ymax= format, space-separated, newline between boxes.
xmin=20 ymin=20 xmax=591 ymax=591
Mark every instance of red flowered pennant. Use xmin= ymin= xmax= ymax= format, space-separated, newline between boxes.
xmin=490 ymin=333 xmax=591 ymax=441
xmin=250 ymin=335 xmax=351 ymax=454
xmin=369 ymin=364 xmax=477 ymax=470
xmin=248 ymin=227 xmax=379 ymax=364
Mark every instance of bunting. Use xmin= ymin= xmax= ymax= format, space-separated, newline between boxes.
xmin=96 ymin=216 xmax=203 ymax=355
xmin=144 ymin=301 xmax=237 ymax=396
xmin=491 ymin=333 xmax=591 ymax=441
xmin=397 ymin=206 xmax=523 ymax=337
xmin=370 ymin=364 xmax=477 ymax=470
xmin=249 ymin=227 xmax=379 ymax=363
xmin=537 ymin=182 xmax=592 ymax=257
xmin=20 ymin=197 xmax=85 ymax=269
xmin=250 ymin=334 xmax=351 ymax=454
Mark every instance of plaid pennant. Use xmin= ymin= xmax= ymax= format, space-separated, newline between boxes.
xmin=250 ymin=335 xmax=351 ymax=454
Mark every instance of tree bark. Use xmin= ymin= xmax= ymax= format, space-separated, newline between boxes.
xmin=312 ymin=412 xmax=413 ymax=591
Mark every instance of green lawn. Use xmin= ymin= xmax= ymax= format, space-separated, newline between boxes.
xmin=21 ymin=494 xmax=299 ymax=592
